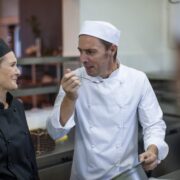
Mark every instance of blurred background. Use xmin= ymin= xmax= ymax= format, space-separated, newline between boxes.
xmin=1 ymin=0 xmax=180 ymax=179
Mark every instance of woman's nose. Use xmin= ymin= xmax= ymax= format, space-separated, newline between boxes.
xmin=16 ymin=66 xmax=21 ymax=76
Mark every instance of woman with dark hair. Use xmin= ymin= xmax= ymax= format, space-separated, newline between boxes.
xmin=0 ymin=39 xmax=39 ymax=179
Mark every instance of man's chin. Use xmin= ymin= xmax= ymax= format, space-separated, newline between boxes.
xmin=86 ymin=72 xmax=97 ymax=77
xmin=85 ymin=69 xmax=95 ymax=76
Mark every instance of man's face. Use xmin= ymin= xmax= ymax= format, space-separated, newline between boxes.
xmin=78 ymin=35 xmax=115 ymax=78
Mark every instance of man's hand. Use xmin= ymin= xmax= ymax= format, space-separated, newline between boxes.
xmin=61 ymin=69 xmax=81 ymax=101
xmin=60 ymin=69 xmax=81 ymax=126
xmin=139 ymin=144 xmax=158 ymax=171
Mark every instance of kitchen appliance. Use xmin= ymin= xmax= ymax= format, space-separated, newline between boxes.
xmin=111 ymin=162 xmax=148 ymax=180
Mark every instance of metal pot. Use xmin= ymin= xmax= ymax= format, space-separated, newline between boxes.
xmin=111 ymin=162 xmax=148 ymax=180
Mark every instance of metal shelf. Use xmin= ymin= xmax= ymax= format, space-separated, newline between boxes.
xmin=12 ymin=56 xmax=80 ymax=100
xmin=11 ymin=85 xmax=59 ymax=97
xmin=17 ymin=56 xmax=79 ymax=65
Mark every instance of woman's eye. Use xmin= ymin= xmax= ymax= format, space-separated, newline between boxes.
xmin=11 ymin=63 xmax=16 ymax=67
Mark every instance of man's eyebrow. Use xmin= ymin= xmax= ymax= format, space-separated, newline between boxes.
xmin=77 ymin=47 xmax=96 ymax=51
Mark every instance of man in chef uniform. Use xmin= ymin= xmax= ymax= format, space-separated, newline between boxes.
xmin=47 ymin=21 xmax=169 ymax=180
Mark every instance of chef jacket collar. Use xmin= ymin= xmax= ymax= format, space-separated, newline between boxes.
xmin=0 ymin=92 xmax=13 ymax=110
xmin=85 ymin=63 xmax=126 ymax=84
xmin=6 ymin=92 xmax=13 ymax=106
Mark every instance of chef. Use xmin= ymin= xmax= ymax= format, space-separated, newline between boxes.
xmin=0 ymin=39 xmax=39 ymax=179
xmin=47 ymin=21 xmax=169 ymax=180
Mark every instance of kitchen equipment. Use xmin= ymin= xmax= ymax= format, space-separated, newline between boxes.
xmin=111 ymin=161 xmax=148 ymax=180
xmin=30 ymin=128 xmax=55 ymax=156
xmin=77 ymin=75 xmax=103 ymax=84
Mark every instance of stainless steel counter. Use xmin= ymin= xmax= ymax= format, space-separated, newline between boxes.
xmin=160 ymin=169 xmax=180 ymax=180
xmin=37 ymin=139 xmax=74 ymax=169
xmin=37 ymin=130 xmax=74 ymax=180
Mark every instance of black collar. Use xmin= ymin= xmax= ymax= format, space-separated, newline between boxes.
xmin=0 ymin=92 xmax=13 ymax=109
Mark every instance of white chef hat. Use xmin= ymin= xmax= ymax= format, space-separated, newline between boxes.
xmin=79 ymin=20 xmax=121 ymax=46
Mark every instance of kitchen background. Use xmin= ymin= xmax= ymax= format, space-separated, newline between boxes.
xmin=0 ymin=0 xmax=178 ymax=72
xmin=0 ymin=0 xmax=180 ymax=179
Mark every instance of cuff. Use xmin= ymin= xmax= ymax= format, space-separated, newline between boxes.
xmin=144 ymin=138 xmax=169 ymax=160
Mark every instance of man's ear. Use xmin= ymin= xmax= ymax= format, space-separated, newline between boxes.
xmin=110 ymin=44 xmax=117 ymax=56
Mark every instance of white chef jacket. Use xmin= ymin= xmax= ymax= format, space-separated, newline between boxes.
xmin=47 ymin=64 xmax=168 ymax=180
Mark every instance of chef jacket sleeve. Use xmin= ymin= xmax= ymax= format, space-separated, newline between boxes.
xmin=46 ymin=86 xmax=75 ymax=140
xmin=138 ymin=74 xmax=169 ymax=161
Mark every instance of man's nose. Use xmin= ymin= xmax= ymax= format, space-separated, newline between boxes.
xmin=80 ymin=52 xmax=88 ymax=63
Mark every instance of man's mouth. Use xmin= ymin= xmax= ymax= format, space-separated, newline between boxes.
xmin=85 ymin=66 xmax=94 ymax=70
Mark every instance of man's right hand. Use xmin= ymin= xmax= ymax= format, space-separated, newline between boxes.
xmin=61 ymin=69 xmax=81 ymax=101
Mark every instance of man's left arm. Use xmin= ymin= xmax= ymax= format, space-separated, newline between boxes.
xmin=138 ymin=74 xmax=169 ymax=171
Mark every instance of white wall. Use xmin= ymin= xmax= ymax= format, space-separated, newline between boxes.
xmin=79 ymin=0 xmax=174 ymax=73
xmin=169 ymin=2 xmax=180 ymax=45
xmin=0 ymin=0 xmax=19 ymax=41
xmin=62 ymin=0 xmax=80 ymax=56
xmin=0 ymin=0 xmax=19 ymax=17
xmin=62 ymin=0 xmax=174 ymax=73
xmin=80 ymin=0 xmax=164 ymax=51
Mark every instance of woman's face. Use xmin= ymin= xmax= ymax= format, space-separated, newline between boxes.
xmin=0 ymin=52 xmax=21 ymax=91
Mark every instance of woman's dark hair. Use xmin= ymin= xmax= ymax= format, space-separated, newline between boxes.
xmin=99 ymin=39 xmax=117 ymax=60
